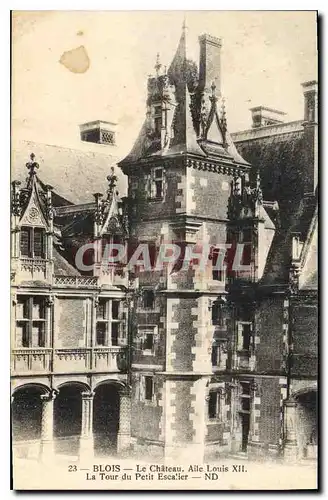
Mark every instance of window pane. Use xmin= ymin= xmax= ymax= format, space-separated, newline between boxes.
xmin=242 ymin=324 xmax=251 ymax=350
xmin=111 ymin=323 xmax=119 ymax=346
xmin=112 ymin=301 xmax=119 ymax=319
xmin=145 ymin=376 xmax=153 ymax=401
xmin=143 ymin=290 xmax=154 ymax=309
xmin=212 ymin=303 xmax=222 ymax=325
xmin=32 ymin=297 xmax=45 ymax=319
xmin=242 ymin=243 xmax=252 ymax=265
xmin=32 ymin=322 xmax=45 ymax=347
xmin=144 ymin=333 xmax=153 ymax=351
xmin=241 ymin=382 xmax=251 ymax=396
xmin=97 ymin=299 xmax=107 ymax=319
xmin=96 ymin=323 xmax=106 ymax=346
xmin=155 ymin=180 xmax=163 ymax=198
xmin=211 ymin=346 xmax=218 ymax=366
xmin=17 ymin=296 xmax=29 ymax=319
xmin=241 ymin=397 xmax=250 ymax=411
xmin=34 ymin=229 xmax=45 ymax=258
xmin=20 ymin=228 xmax=30 ymax=257
xmin=208 ymin=392 xmax=218 ymax=419
xmin=212 ymin=269 xmax=224 ymax=281
xmin=154 ymin=168 xmax=163 ymax=179
xmin=16 ymin=321 xmax=29 ymax=348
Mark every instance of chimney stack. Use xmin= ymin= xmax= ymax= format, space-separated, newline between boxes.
xmin=79 ymin=120 xmax=117 ymax=146
xmin=302 ymin=80 xmax=318 ymax=123
xmin=198 ymin=34 xmax=222 ymax=95
xmin=250 ymin=106 xmax=286 ymax=128
xmin=301 ymin=81 xmax=318 ymax=196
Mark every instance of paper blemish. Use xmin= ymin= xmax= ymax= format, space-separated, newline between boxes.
xmin=59 ymin=45 xmax=90 ymax=74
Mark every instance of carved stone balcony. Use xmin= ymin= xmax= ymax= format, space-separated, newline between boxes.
xmin=95 ymin=264 xmax=128 ymax=288
xmin=15 ymin=258 xmax=49 ymax=283
xmin=12 ymin=348 xmax=52 ymax=374
xmin=11 ymin=346 xmax=128 ymax=375
xmin=93 ymin=347 xmax=127 ymax=372
xmin=54 ymin=348 xmax=91 ymax=372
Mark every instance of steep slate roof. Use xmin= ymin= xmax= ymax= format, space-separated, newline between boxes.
xmin=12 ymin=139 xmax=127 ymax=204
xmin=53 ymin=245 xmax=81 ymax=276
xmin=232 ymin=121 xmax=317 ymax=286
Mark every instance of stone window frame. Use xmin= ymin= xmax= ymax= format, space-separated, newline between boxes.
xmin=236 ymin=321 xmax=254 ymax=353
xmin=15 ymin=295 xmax=47 ymax=348
xmin=211 ymin=342 xmax=227 ymax=369
xmin=137 ymin=325 xmax=158 ymax=356
xmin=95 ymin=297 xmax=123 ymax=347
xmin=138 ymin=373 xmax=156 ymax=406
xmin=147 ymin=166 xmax=166 ymax=201
xmin=20 ymin=226 xmax=46 ymax=259
xmin=141 ymin=288 xmax=155 ymax=310
xmin=207 ymin=390 xmax=221 ymax=421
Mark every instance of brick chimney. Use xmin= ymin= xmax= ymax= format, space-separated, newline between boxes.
xmin=302 ymin=80 xmax=318 ymax=123
xmin=79 ymin=120 xmax=117 ymax=146
xmin=198 ymin=34 xmax=222 ymax=95
xmin=301 ymin=81 xmax=318 ymax=195
xmin=250 ymin=106 xmax=286 ymax=128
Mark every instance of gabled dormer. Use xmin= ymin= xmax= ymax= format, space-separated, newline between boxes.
xmin=11 ymin=154 xmax=54 ymax=284
xmin=93 ymin=167 xmax=128 ymax=288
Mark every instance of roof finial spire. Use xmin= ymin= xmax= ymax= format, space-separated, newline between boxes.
xmin=182 ymin=14 xmax=187 ymax=35
xmin=155 ymin=52 xmax=162 ymax=76
xmin=106 ymin=166 xmax=118 ymax=197
xmin=26 ymin=152 xmax=39 ymax=188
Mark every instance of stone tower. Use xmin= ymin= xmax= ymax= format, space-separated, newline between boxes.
xmin=118 ymin=24 xmax=251 ymax=461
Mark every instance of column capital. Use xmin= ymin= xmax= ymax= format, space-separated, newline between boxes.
xmin=40 ymin=389 xmax=57 ymax=402
xmin=284 ymin=398 xmax=297 ymax=408
xmin=120 ymin=385 xmax=132 ymax=397
xmin=81 ymin=390 xmax=95 ymax=400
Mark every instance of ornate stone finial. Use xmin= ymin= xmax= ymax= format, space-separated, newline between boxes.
xmin=93 ymin=192 xmax=104 ymax=225
xmin=221 ymin=97 xmax=227 ymax=127
xmin=11 ymin=180 xmax=22 ymax=216
xmin=44 ymin=184 xmax=54 ymax=220
xmin=26 ymin=153 xmax=39 ymax=177
xmin=106 ymin=166 xmax=118 ymax=196
xmin=220 ymin=96 xmax=227 ymax=146
xmin=211 ymin=82 xmax=217 ymax=98
xmin=182 ymin=16 xmax=187 ymax=35
xmin=155 ymin=53 xmax=162 ymax=77
xmin=200 ymin=95 xmax=208 ymax=138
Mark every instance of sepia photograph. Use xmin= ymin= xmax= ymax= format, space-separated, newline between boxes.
xmin=10 ymin=10 xmax=318 ymax=490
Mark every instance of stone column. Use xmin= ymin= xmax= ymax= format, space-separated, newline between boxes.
xmin=80 ymin=391 xmax=94 ymax=462
xmin=117 ymin=388 xmax=131 ymax=455
xmin=283 ymin=399 xmax=298 ymax=460
xmin=39 ymin=391 xmax=56 ymax=462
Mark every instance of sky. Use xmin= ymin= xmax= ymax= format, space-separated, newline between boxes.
xmin=12 ymin=11 xmax=317 ymax=159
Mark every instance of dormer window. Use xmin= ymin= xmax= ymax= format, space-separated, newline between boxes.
xmin=153 ymin=104 xmax=162 ymax=135
xmin=20 ymin=227 xmax=46 ymax=259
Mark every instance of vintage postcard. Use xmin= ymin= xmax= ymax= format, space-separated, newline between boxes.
xmin=11 ymin=10 xmax=318 ymax=490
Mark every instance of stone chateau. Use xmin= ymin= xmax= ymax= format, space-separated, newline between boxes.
xmin=11 ymin=25 xmax=317 ymax=463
